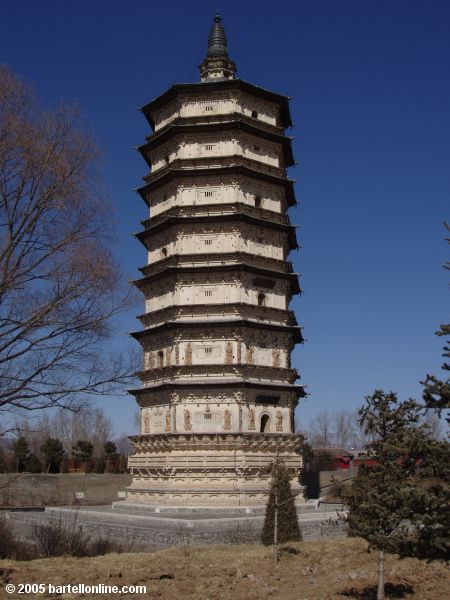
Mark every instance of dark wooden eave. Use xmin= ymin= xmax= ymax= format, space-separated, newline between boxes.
xmin=137 ymin=302 xmax=299 ymax=327
xmin=141 ymin=79 xmax=293 ymax=130
xmin=133 ymin=262 xmax=301 ymax=295
xmin=130 ymin=380 xmax=306 ymax=397
xmin=130 ymin=318 xmax=304 ymax=344
xmin=138 ymin=119 xmax=294 ymax=167
xmin=135 ymin=212 xmax=299 ymax=250
xmin=136 ymin=162 xmax=297 ymax=207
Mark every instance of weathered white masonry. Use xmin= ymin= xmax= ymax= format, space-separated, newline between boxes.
xmin=127 ymin=14 xmax=305 ymax=506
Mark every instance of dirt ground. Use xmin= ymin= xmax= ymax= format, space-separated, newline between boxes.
xmin=0 ymin=538 xmax=448 ymax=600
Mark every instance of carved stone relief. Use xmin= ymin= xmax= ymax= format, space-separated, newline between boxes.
xmin=272 ymin=348 xmax=280 ymax=368
xmin=245 ymin=345 xmax=254 ymax=364
xmin=276 ymin=410 xmax=283 ymax=432
xmin=165 ymin=409 xmax=171 ymax=432
xmin=225 ymin=341 xmax=233 ymax=365
xmin=185 ymin=342 xmax=193 ymax=366
xmin=248 ymin=408 xmax=255 ymax=430
xmin=184 ymin=409 xmax=192 ymax=431
xmin=143 ymin=413 xmax=150 ymax=434
xmin=165 ymin=347 xmax=172 ymax=367
xmin=224 ymin=409 xmax=232 ymax=431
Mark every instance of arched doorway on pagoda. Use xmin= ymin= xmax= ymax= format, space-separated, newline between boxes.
xmin=260 ymin=414 xmax=271 ymax=433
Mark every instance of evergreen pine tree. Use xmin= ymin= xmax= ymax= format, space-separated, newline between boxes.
xmin=41 ymin=438 xmax=65 ymax=473
xmin=341 ymin=390 xmax=449 ymax=600
xmin=26 ymin=453 xmax=42 ymax=473
xmin=261 ymin=459 xmax=301 ymax=548
xmin=60 ymin=454 xmax=69 ymax=473
xmin=12 ymin=436 xmax=30 ymax=472
xmin=104 ymin=440 xmax=117 ymax=473
xmin=421 ymin=222 xmax=450 ymax=421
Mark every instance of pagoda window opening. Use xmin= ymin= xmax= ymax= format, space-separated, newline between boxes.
xmin=251 ymin=110 xmax=258 ymax=119
xmin=260 ymin=414 xmax=271 ymax=433
xmin=161 ymin=247 xmax=168 ymax=258
xmin=157 ymin=351 xmax=164 ymax=368
xmin=254 ymin=195 xmax=262 ymax=208
xmin=258 ymin=292 xmax=266 ymax=307
xmin=164 ymin=155 xmax=170 ymax=165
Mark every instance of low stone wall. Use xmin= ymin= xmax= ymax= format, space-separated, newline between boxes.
xmin=0 ymin=473 xmax=132 ymax=508
xmin=301 ymin=469 xmax=357 ymax=499
xmin=7 ymin=506 xmax=348 ymax=549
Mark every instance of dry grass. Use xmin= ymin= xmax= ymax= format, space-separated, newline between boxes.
xmin=0 ymin=538 xmax=448 ymax=599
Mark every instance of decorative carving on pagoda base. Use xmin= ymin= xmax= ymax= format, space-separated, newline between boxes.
xmin=123 ymin=460 xmax=304 ymax=507
xmin=130 ymin=432 xmax=303 ymax=454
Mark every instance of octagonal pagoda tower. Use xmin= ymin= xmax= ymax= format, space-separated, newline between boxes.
xmin=127 ymin=14 xmax=305 ymax=507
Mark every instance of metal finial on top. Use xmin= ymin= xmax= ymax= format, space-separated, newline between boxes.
xmin=200 ymin=13 xmax=236 ymax=81
xmin=207 ymin=13 xmax=229 ymax=58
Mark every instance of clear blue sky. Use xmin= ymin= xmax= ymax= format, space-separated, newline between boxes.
xmin=2 ymin=0 xmax=449 ymax=437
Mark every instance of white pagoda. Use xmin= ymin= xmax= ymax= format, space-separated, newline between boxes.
xmin=127 ymin=14 xmax=305 ymax=507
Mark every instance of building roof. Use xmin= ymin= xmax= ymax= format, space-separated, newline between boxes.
xmin=139 ymin=119 xmax=295 ymax=167
xmin=130 ymin=318 xmax=303 ymax=344
xmin=137 ymin=162 xmax=297 ymax=207
xmin=133 ymin=262 xmax=301 ymax=295
xmin=140 ymin=79 xmax=293 ymax=130
xmin=135 ymin=211 xmax=299 ymax=250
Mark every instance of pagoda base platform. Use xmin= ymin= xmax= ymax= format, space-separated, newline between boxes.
xmin=7 ymin=502 xmax=347 ymax=550
xmin=127 ymin=432 xmax=305 ymax=507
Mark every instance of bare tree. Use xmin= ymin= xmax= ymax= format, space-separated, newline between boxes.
xmin=308 ymin=411 xmax=334 ymax=447
xmin=12 ymin=406 xmax=114 ymax=459
xmin=333 ymin=410 xmax=354 ymax=448
xmin=0 ymin=66 xmax=137 ymax=427
xmin=305 ymin=409 xmax=372 ymax=450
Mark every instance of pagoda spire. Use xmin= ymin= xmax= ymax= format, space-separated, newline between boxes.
xmin=199 ymin=14 xmax=236 ymax=81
